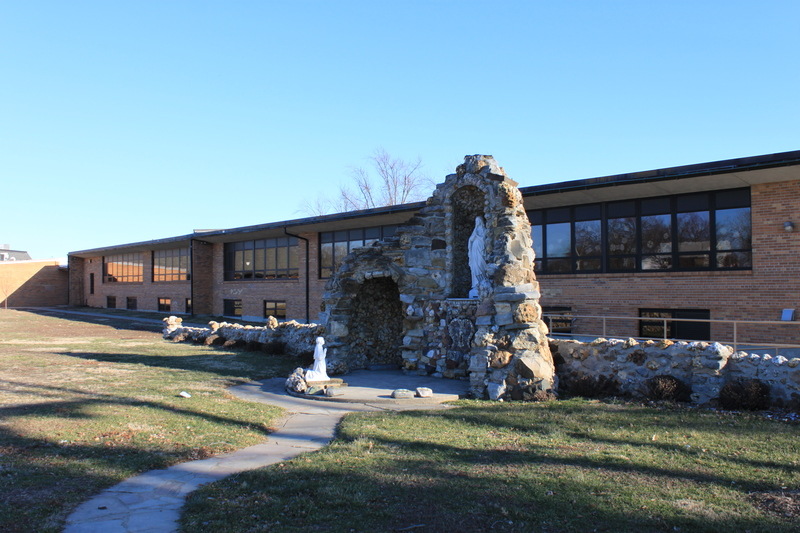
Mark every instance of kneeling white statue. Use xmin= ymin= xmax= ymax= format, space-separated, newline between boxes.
xmin=305 ymin=337 xmax=330 ymax=381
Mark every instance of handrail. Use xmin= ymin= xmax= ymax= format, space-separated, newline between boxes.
xmin=541 ymin=313 xmax=800 ymax=355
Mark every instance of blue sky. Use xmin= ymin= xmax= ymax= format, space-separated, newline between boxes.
xmin=2 ymin=0 xmax=798 ymax=259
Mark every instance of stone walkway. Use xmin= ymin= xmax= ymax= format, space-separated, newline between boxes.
xmin=63 ymin=372 xmax=468 ymax=533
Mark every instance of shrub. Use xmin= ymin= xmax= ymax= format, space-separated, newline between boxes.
xmin=719 ymin=378 xmax=771 ymax=411
xmin=644 ymin=375 xmax=692 ymax=402
xmin=564 ymin=374 xmax=621 ymax=398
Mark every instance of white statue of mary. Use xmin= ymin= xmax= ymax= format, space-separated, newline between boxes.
xmin=305 ymin=337 xmax=330 ymax=381
xmin=468 ymin=216 xmax=488 ymax=298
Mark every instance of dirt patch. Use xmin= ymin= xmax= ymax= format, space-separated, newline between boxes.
xmin=750 ymin=490 xmax=800 ymax=520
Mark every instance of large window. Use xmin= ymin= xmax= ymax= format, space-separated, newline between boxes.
xmin=103 ymin=253 xmax=144 ymax=283
xmin=529 ymin=188 xmax=751 ymax=274
xmin=224 ymin=238 xmax=299 ymax=281
xmin=319 ymin=225 xmax=397 ymax=278
xmin=153 ymin=248 xmax=190 ymax=282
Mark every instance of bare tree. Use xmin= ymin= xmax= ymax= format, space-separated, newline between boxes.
xmin=301 ymin=148 xmax=432 ymax=215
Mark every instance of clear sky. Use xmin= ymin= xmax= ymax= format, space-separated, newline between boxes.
xmin=2 ymin=0 xmax=798 ymax=259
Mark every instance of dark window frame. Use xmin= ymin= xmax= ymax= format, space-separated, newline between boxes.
xmin=153 ymin=248 xmax=191 ymax=282
xmin=223 ymin=299 xmax=242 ymax=317
xmin=264 ymin=300 xmax=287 ymax=320
xmin=542 ymin=306 xmax=574 ymax=334
xmin=103 ymin=253 xmax=144 ymax=283
xmin=126 ymin=297 xmax=137 ymax=310
xmin=639 ymin=308 xmax=711 ymax=341
xmin=157 ymin=297 xmax=171 ymax=312
xmin=224 ymin=238 xmax=299 ymax=281
xmin=318 ymin=225 xmax=397 ymax=278
xmin=529 ymin=188 xmax=751 ymax=275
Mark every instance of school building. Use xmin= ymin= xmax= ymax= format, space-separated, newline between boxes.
xmin=67 ymin=150 xmax=800 ymax=345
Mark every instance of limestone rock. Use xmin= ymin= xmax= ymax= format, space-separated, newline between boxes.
xmin=415 ymin=387 xmax=433 ymax=398
xmin=392 ymin=388 xmax=415 ymax=399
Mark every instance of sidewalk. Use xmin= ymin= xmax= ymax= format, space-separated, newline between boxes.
xmin=63 ymin=372 xmax=468 ymax=533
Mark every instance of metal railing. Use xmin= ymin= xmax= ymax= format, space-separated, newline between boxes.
xmin=542 ymin=313 xmax=800 ymax=355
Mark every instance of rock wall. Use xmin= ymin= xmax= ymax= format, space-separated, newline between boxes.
xmin=551 ymin=337 xmax=800 ymax=407
xmin=162 ymin=316 xmax=325 ymax=360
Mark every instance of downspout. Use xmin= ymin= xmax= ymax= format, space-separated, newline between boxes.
xmin=189 ymin=239 xmax=195 ymax=318
xmin=284 ymin=227 xmax=310 ymax=324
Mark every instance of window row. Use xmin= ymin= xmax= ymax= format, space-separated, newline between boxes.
xmin=223 ymin=299 xmax=287 ymax=320
xmin=319 ymin=225 xmax=397 ymax=278
xmin=104 ymin=248 xmax=190 ymax=283
xmin=105 ymin=296 xmax=192 ymax=314
xmin=224 ymin=238 xmax=299 ymax=281
xmin=529 ymin=189 xmax=751 ymax=274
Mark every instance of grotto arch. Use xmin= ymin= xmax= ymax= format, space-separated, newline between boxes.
xmin=348 ymin=277 xmax=404 ymax=367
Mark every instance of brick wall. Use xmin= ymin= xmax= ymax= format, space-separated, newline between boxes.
xmin=0 ymin=260 xmax=69 ymax=307
xmin=538 ymin=180 xmax=800 ymax=344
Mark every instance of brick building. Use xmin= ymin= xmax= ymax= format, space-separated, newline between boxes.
xmin=68 ymin=150 xmax=800 ymax=345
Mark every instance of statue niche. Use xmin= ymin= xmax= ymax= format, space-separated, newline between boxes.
xmin=451 ymin=186 xmax=486 ymax=298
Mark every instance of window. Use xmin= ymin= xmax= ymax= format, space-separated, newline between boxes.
xmin=185 ymin=298 xmax=192 ymax=314
xmin=158 ymin=298 xmax=171 ymax=312
xmin=319 ymin=225 xmax=397 ymax=278
xmin=264 ymin=300 xmax=286 ymax=320
xmin=106 ymin=296 xmax=116 ymax=308
xmin=542 ymin=306 xmax=573 ymax=334
xmin=223 ymin=299 xmax=242 ymax=317
xmin=224 ymin=238 xmax=299 ymax=281
xmin=126 ymin=297 xmax=137 ymax=310
xmin=639 ymin=309 xmax=710 ymax=341
xmin=89 ymin=273 xmax=95 ymax=295
xmin=529 ymin=188 xmax=751 ymax=275
xmin=103 ymin=253 xmax=144 ymax=283
xmin=153 ymin=248 xmax=190 ymax=282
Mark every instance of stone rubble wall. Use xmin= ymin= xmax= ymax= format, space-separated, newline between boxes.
xmin=551 ymin=337 xmax=800 ymax=406
xmin=162 ymin=316 xmax=325 ymax=360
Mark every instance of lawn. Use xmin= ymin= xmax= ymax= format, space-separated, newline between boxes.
xmin=183 ymin=399 xmax=799 ymax=532
xmin=0 ymin=309 xmax=297 ymax=533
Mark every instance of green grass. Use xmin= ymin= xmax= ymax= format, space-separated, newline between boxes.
xmin=183 ymin=399 xmax=799 ymax=532
xmin=0 ymin=309 xmax=297 ymax=532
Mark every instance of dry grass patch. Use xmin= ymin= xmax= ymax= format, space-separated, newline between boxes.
xmin=0 ymin=309 xmax=296 ymax=533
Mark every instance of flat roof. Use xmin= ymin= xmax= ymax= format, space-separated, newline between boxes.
xmin=70 ymin=149 xmax=800 ymax=257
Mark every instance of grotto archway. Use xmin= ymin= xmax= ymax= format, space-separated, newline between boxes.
xmin=347 ymin=277 xmax=404 ymax=367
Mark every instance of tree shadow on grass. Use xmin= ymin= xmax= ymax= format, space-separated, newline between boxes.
xmin=183 ymin=433 xmax=797 ymax=533
xmin=183 ymin=402 xmax=799 ymax=532
xmin=57 ymin=349 xmax=298 ymax=380
xmin=0 ymin=378 xmax=281 ymax=533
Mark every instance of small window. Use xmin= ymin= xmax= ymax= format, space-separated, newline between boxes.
xmin=126 ymin=297 xmax=137 ymax=310
xmin=264 ymin=300 xmax=287 ymax=320
xmin=542 ymin=306 xmax=573 ymax=335
xmin=639 ymin=309 xmax=710 ymax=341
xmin=224 ymin=299 xmax=242 ymax=317
xmin=158 ymin=298 xmax=171 ymax=312
xmin=106 ymin=296 xmax=116 ymax=309
xmin=89 ymin=273 xmax=95 ymax=295
xmin=185 ymin=298 xmax=192 ymax=315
